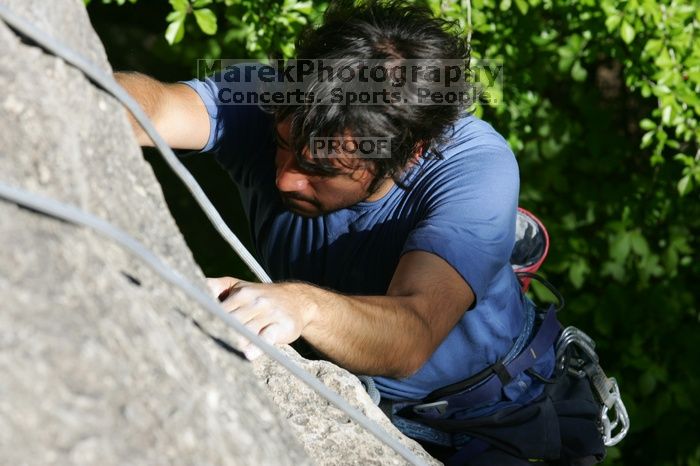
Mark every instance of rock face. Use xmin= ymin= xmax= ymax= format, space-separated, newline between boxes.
xmin=0 ymin=0 xmax=437 ymax=465
xmin=253 ymin=351 xmax=439 ymax=465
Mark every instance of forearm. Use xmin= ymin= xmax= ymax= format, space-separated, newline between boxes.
xmin=300 ymin=284 xmax=434 ymax=378
xmin=114 ymin=71 xmax=166 ymax=146
xmin=209 ymin=253 xmax=471 ymax=377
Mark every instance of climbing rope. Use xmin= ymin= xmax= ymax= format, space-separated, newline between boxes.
xmin=0 ymin=5 xmax=427 ymax=465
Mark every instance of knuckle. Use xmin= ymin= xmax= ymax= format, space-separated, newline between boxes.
xmin=252 ymin=295 xmax=268 ymax=308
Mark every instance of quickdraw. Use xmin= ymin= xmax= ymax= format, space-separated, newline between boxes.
xmin=555 ymin=326 xmax=630 ymax=446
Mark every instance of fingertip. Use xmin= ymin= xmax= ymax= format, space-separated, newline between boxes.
xmin=260 ymin=324 xmax=281 ymax=345
xmin=206 ymin=276 xmax=242 ymax=301
xmin=244 ymin=345 xmax=263 ymax=361
xmin=206 ymin=277 xmax=225 ymax=298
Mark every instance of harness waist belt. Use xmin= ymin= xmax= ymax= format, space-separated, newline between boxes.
xmin=410 ymin=305 xmax=561 ymax=420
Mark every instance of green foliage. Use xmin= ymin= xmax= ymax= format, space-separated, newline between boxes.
xmin=87 ymin=0 xmax=324 ymax=58
xmin=439 ymin=3 xmax=699 ymax=463
xmin=87 ymin=0 xmax=699 ymax=464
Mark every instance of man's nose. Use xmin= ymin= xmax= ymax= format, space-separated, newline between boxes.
xmin=275 ymin=153 xmax=309 ymax=192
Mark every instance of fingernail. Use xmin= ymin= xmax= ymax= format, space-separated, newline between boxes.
xmin=206 ymin=281 xmax=218 ymax=296
xmin=262 ymin=328 xmax=279 ymax=344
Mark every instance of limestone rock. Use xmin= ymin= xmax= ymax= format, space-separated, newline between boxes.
xmin=0 ymin=1 xmax=309 ymax=465
xmin=254 ymin=350 xmax=440 ymax=465
xmin=0 ymin=0 xmax=437 ymax=465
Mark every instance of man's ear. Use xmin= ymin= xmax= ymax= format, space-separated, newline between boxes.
xmin=409 ymin=141 xmax=426 ymax=166
xmin=347 ymin=158 xmax=375 ymax=182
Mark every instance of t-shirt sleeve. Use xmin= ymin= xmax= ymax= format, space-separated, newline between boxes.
xmin=401 ymin=143 xmax=519 ymax=303
xmin=180 ymin=76 xmax=225 ymax=152
xmin=179 ymin=64 xmax=268 ymax=153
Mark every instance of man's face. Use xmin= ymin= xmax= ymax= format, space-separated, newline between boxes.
xmin=274 ymin=119 xmax=383 ymax=217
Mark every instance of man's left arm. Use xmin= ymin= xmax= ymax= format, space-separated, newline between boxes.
xmin=208 ymin=250 xmax=474 ymax=378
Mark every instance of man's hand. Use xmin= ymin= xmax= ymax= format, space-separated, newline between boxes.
xmin=207 ymin=277 xmax=318 ymax=360
xmin=207 ymin=251 xmax=474 ymax=378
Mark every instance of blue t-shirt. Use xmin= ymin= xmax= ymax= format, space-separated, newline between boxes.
xmin=183 ymin=75 xmax=554 ymax=411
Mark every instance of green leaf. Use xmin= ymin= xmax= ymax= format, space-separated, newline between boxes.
xmin=571 ymin=60 xmax=587 ymax=81
xmin=166 ymin=10 xmax=185 ymax=22
xmin=514 ymin=0 xmax=528 ymax=14
xmin=194 ymin=8 xmax=218 ymax=35
xmin=169 ymin=0 xmax=189 ymax=12
xmin=558 ymin=46 xmax=576 ymax=72
xmin=661 ymin=106 xmax=672 ymax=125
xmin=601 ymin=261 xmax=626 ymax=281
xmin=677 ymin=175 xmax=692 ymax=196
xmin=568 ymin=259 xmax=590 ymax=289
xmin=620 ymin=21 xmax=635 ymax=44
xmin=674 ymin=153 xmax=694 ymax=167
xmin=192 ymin=0 xmax=213 ymax=7
xmin=630 ymin=231 xmax=650 ymax=257
xmin=292 ymin=1 xmax=313 ymax=15
xmin=165 ymin=17 xmax=185 ymax=44
xmin=639 ymin=118 xmax=656 ymax=131
xmin=604 ymin=14 xmax=621 ymax=32
xmin=610 ymin=232 xmax=632 ymax=263
xmin=654 ymin=48 xmax=673 ymax=67
xmin=643 ymin=39 xmax=663 ymax=57
xmin=281 ymin=42 xmax=295 ymax=58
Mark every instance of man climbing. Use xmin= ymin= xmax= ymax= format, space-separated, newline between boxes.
xmin=117 ymin=1 xmax=608 ymax=464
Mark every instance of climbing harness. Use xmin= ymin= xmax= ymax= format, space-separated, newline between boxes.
xmin=408 ymin=304 xmax=561 ymax=420
xmin=0 ymin=5 xmax=427 ymax=465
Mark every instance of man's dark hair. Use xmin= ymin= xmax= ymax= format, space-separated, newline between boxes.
xmin=271 ymin=0 xmax=470 ymax=194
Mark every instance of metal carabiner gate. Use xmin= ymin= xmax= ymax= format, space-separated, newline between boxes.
xmin=555 ymin=326 xmax=630 ymax=447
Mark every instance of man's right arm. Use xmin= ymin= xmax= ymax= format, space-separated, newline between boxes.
xmin=115 ymin=72 xmax=210 ymax=150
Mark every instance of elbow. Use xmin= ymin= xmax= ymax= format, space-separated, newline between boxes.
xmin=388 ymin=312 xmax=437 ymax=378
xmin=391 ymin=364 xmax=420 ymax=380
xmin=389 ymin=346 xmax=433 ymax=379
xmin=132 ymin=118 xmax=154 ymax=147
